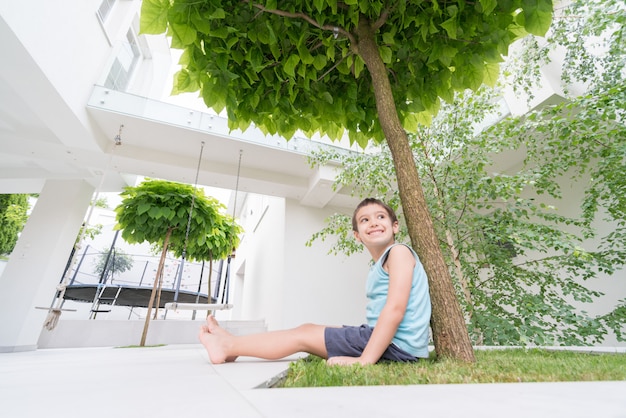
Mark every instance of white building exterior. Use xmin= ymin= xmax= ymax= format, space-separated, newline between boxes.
xmin=0 ymin=0 xmax=369 ymax=352
xmin=0 ymin=1 xmax=623 ymax=351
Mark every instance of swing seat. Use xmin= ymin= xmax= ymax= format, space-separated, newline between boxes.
xmin=164 ymin=302 xmax=233 ymax=311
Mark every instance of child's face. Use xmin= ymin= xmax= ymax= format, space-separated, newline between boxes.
xmin=353 ymin=203 xmax=399 ymax=247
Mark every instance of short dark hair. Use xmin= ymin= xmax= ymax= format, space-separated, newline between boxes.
xmin=351 ymin=198 xmax=398 ymax=232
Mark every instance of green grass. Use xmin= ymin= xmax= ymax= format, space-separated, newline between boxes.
xmin=277 ymin=349 xmax=626 ymax=388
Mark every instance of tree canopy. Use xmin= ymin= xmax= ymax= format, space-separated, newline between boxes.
xmin=141 ymin=0 xmax=553 ymax=147
xmin=115 ymin=179 xmax=242 ymax=262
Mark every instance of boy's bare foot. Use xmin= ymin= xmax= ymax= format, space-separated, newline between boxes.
xmin=205 ymin=315 xmax=230 ymax=336
xmin=199 ymin=318 xmax=238 ymax=363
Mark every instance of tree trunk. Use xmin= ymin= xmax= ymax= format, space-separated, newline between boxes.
xmin=356 ymin=19 xmax=475 ymax=362
xmin=140 ymin=227 xmax=173 ymax=346
xmin=153 ymin=260 xmax=165 ymax=320
xmin=206 ymin=255 xmax=213 ymax=317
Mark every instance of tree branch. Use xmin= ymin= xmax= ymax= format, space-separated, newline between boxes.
xmin=244 ymin=1 xmax=357 ymax=45
xmin=371 ymin=8 xmax=390 ymax=31
xmin=318 ymin=54 xmax=351 ymax=81
xmin=473 ymin=252 xmax=579 ymax=290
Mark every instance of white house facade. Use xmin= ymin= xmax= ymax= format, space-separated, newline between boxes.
xmin=0 ymin=0 xmax=371 ymax=352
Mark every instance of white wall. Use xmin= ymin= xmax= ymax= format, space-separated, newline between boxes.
xmin=282 ymin=199 xmax=371 ymax=328
xmin=1 ymin=1 xmax=111 ymax=103
xmin=0 ymin=0 xmax=173 ymax=153
xmin=0 ymin=1 xmax=128 ymax=150
xmin=232 ymin=194 xmax=286 ymax=326
xmin=227 ymin=194 xmax=370 ymax=331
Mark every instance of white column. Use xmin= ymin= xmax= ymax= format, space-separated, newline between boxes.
xmin=0 ymin=179 xmax=94 ymax=352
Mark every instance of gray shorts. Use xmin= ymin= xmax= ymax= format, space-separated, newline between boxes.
xmin=324 ymin=324 xmax=418 ymax=362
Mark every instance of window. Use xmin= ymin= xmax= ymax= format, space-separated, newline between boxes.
xmin=97 ymin=0 xmax=117 ymax=22
xmin=104 ymin=29 xmax=141 ymax=91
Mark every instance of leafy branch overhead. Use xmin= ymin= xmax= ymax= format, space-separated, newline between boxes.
xmin=141 ymin=0 xmax=553 ymax=147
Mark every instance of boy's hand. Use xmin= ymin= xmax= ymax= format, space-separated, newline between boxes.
xmin=326 ymin=356 xmax=371 ymax=366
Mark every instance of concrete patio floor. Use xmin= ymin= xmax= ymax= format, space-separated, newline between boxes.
xmin=1 ymin=344 xmax=625 ymax=418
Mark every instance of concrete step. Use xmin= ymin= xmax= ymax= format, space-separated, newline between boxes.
xmin=222 ymin=319 xmax=267 ymax=336
xmin=37 ymin=319 xmax=268 ymax=349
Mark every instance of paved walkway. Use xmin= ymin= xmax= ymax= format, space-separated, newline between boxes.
xmin=1 ymin=344 xmax=625 ymax=417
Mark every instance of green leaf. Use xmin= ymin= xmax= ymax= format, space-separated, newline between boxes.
xmin=478 ymin=0 xmax=498 ymax=14
xmin=403 ymin=113 xmax=419 ymax=132
xmin=190 ymin=9 xmax=212 ymax=34
xmin=522 ymin=0 xmax=554 ymax=36
xmin=353 ymin=55 xmax=365 ymax=77
xmin=440 ymin=16 xmax=458 ymax=39
xmin=284 ymin=55 xmax=301 ymax=78
xmin=137 ymin=203 xmax=151 ymax=216
xmin=313 ymin=54 xmax=327 ymax=71
xmin=379 ymin=46 xmax=393 ymax=64
xmin=139 ymin=0 xmax=169 ymax=35
xmin=148 ymin=206 xmax=163 ymax=219
xmin=201 ymin=79 xmax=228 ymax=113
xmin=171 ymin=23 xmax=197 ymax=46
xmin=382 ymin=31 xmax=396 ymax=46
xmin=171 ymin=70 xmax=199 ymax=95
xmin=466 ymin=55 xmax=485 ymax=91
xmin=483 ymin=62 xmax=500 ymax=87
xmin=210 ymin=8 xmax=226 ymax=19
xmin=321 ymin=92 xmax=334 ymax=104
xmin=210 ymin=26 xmax=230 ymax=39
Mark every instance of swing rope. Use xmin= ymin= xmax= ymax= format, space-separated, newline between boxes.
xmin=231 ymin=149 xmax=243 ymax=225
xmin=183 ymin=141 xmax=205 ymax=257
xmin=221 ymin=149 xmax=243 ymax=303
xmin=167 ymin=141 xmax=205 ymax=310
xmin=165 ymin=149 xmax=243 ymax=312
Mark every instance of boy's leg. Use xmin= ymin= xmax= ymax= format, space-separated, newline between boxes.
xmin=199 ymin=316 xmax=328 ymax=364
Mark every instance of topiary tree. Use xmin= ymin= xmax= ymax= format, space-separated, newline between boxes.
xmin=140 ymin=0 xmax=555 ymax=361
xmin=115 ymin=178 xmax=242 ymax=345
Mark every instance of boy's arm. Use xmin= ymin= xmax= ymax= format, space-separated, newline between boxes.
xmin=327 ymin=245 xmax=415 ymax=366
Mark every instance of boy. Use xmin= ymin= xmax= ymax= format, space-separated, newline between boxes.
xmin=198 ymin=198 xmax=431 ymax=365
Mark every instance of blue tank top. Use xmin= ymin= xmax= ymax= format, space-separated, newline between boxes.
xmin=365 ymin=243 xmax=431 ymax=358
